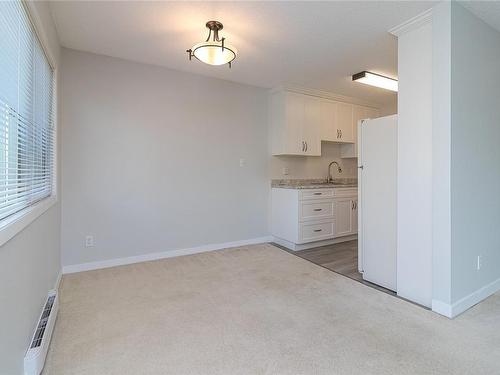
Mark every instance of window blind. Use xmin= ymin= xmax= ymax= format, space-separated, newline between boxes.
xmin=0 ymin=1 xmax=55 ymax=221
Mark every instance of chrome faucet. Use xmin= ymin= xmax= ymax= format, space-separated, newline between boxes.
xmin=327 ymin=161 xmax=342 ymax=183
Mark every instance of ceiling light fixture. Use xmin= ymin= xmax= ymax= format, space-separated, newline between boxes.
xmin=352 ymin=71 xmax=398 ymax=92
xmin=187 ymin=21 xmax=237 ymax=68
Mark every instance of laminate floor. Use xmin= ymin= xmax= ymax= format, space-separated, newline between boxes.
xmin=275 ymin=240 xmax=396 ymax=296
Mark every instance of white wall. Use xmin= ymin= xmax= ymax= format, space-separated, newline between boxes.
xmin=450 ymin=3 xmax=500 ymax=305
xmin=0 ymin=2 xmax=61 ymax=374
xmin=379 ymin=99 xmax=398 ymax=117
xmin=397 ymin=2 xmax=500 ymax=317
xmin=60 ymin=49 xmax=270 ymax=268
xmin=270 ymin=142 xmax=358 ymax=180
xmin=431 ymin=1 xmax=453 ymax=311
xmin=396 ymin=20 xmax=433 ymax=307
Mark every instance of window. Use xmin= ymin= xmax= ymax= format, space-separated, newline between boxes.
xmin=0 ymin=1 xmax=55 ymax=222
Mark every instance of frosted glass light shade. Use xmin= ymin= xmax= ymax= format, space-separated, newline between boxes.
xmin=192 ymin=41 xmax=237 ymax=66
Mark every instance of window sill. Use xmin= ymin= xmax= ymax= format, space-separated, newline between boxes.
xmin=0 ymin=196 xmax=57 ymax=247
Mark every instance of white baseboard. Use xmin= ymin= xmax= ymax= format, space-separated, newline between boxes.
xmin=53 ymin=271 xmax=62 ymax=292
xmin=272 ymin=235 xmax=357 ymax=251
xmin=62 ymin=236 xmax=273 ymax=274
xmin=431 ymin=299 xmax=453 ymax=318
xmin=432 ymin=276 xmax=500 ymax=318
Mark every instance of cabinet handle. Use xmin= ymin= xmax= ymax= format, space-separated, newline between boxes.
xmin=313 ymin=208 xmax=322 ymax=211
xmin=313 ymin=192 xmax=322 ymax=195
xmin=313 ymin=229 xmax=322 ymax=232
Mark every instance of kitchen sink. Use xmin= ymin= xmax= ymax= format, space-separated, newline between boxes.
xmin=299 ymin=181 xmax=355 ymax=187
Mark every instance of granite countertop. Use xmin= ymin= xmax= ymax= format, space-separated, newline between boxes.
xmin=271 ymin=178 xmax=358 ymax=189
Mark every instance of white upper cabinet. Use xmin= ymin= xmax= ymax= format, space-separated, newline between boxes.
xmin=302 ymin=95 xmax=322 ymax=156
xmin=340 ymin=105 xmax=380 ymax=159
xmin=320 ymin=100 xmax=353 ymax=143
xmin=336 ymin=102 xmax=355 ymax=143
xmin=270 ymin=91 xmax=321 ymax=156
xmin=270 ymin=89 xmax=379 ymax=156
xmin=283 ymin=92 xmax=304 ymax=154
xmin=319 ymin=100 xmax=337 ymax=142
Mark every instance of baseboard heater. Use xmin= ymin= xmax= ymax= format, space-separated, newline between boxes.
xmin=24 ymin=291 xmax=59 ymax=375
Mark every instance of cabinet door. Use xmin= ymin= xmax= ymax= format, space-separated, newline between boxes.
xmin=352 ymin=199 xmax=358 ymax=233
xmin=302 ymin=96 xmax=322 ymax=156
xmin=334 ymin=198 xmax=353 ymax=237
xmin=285 ymin=92 xmax=306 ymax=154
xmin=336 ymin=102 xmax=354 ymax=143
xmin=320 ymin=100 xmax=338 ymax=142
xmin=353 ymin=105 xmax=367 ymax=147
xmin=341 ymin=105 xmax=379 ymax=158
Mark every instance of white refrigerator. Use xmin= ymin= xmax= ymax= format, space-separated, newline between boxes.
xmin=358 ymin=115 xmax=397 ymax=291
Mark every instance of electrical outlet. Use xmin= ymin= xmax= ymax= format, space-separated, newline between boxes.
xmin=477 ymin=255 xmax=482 ymax=271
xmin=282 ymin=167 xmax=289 ymax=175
xmin=239 ymin=158 xmax=246 ymax=167
xmin=85 ymin=235 xmax=94 ymax=248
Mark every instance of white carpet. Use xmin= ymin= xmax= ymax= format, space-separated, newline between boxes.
xmin=44 ymin=244 xmax=500 ymax=374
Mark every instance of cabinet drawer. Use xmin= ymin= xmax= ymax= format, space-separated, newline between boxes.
xmin=299 ymin=189 xmax=335 ymax=200
xmin=299 ymin=200 xmax=334 ymax=222
xmin=299 ymin=220 xmax=335 ymax=243
xmin=333 ymin=188 xmax=358 ymax=198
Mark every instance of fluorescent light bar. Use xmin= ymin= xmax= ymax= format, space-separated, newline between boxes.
xmin=352 ymin=71 xmax=398 ymax=92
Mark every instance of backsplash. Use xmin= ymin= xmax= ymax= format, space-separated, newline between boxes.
xmin=269 ymin=142 xmax=358 ymax=180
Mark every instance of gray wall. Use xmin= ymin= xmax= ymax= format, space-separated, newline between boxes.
xmin=60 ymin=49 xmax=270 ymax=267
xmin=0 ymin=2 xmax=61 ymax=374
xmin=450 ymin=3 xmax=500 ymax=302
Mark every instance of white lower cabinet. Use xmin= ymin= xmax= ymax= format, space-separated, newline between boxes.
xmin=352 ymin=198 xmax=358 ymax=233
xmin=272 ymin=187 xmax=358 ymax=248
xmin=300 ymin=220 xmax=335 ymax=242
xmin=333 ymin=197 xmax=358 ymax=237
xmin=334 ymin=197 xmax=354 ymax=237
xmin=299 ymin=200 xmax=334 ymax=222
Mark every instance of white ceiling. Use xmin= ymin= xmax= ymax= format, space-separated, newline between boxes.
xmin=49 ymin=1 xmax=443 ymax=107
xmin=461 ymin=1 xmax=500 ymax=32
